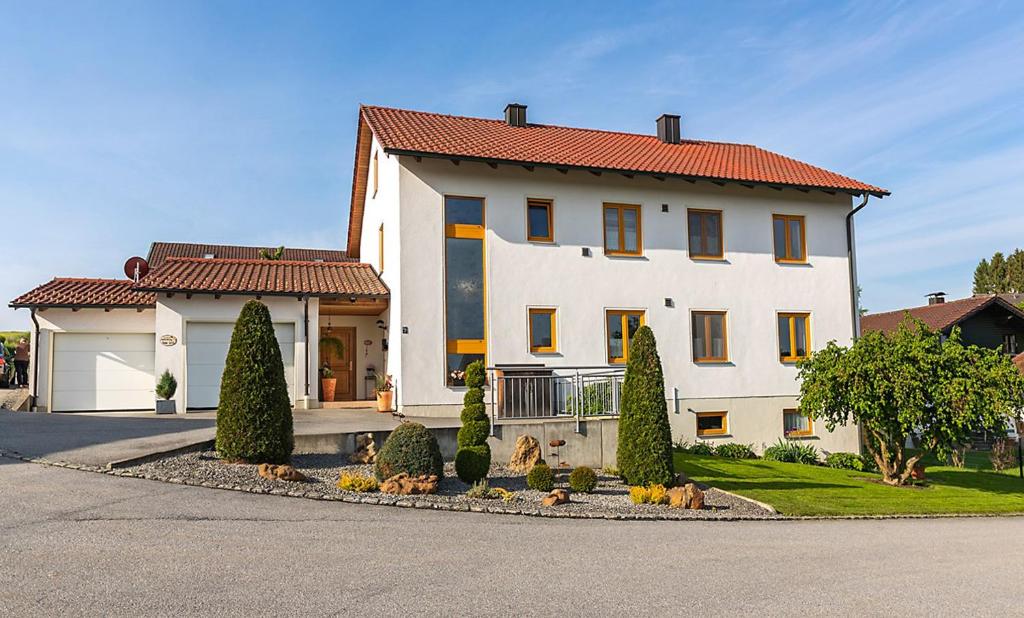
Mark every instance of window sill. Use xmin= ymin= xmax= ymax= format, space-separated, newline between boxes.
xmin=696 ymin=433 xmax=731 ymax=439
xmin=780 ymin=358 xmax=809 ymax=365
xmin=604 ymin=252 xmax=647 ymax=260
xmin=775 ymin=260 xmax=811 ymax=267
xmin=529 ymin=351 xmax=561 ymax=357
xmin=784 ymin=434 xmax=818 ymax=440
xmin=690 ymin=255 xmax=727 ymax=263
xmin=693 ymin=360 xmax=733 ymax=366
xmin=527 ymin=239 xmax=556 ymax=245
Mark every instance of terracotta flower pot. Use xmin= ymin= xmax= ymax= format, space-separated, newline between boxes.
xmin=377 ymin=390 xmax=394 ymax=413
xmin=321 ymin=378 xmax=337 ymax=403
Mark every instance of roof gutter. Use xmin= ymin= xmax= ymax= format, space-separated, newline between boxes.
xmin=846 ymin=194 xmax=871 ymax=340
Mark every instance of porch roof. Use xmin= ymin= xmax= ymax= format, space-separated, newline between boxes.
xmin=135 ymin=257 xmax=389 ymax=298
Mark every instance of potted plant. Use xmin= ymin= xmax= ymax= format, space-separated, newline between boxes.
xmin=375 ymin=373 xmax=394 ymax=413
xmin=155 ymin=370 xmax=177 ymax=414
xmin=321 ymin=365 xmax=337 ymax=403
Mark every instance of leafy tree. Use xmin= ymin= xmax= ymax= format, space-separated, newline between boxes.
xmin=616 ymin=325 xmax=675 ymax=486
xmin=798 ymin=319 xmax=1024 ymax=485
xmin=455 ymin=360 xmax=491 ymax=483
xmin=215 ymin=300 xmax=294 ymax=463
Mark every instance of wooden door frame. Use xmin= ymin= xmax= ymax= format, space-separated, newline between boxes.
xmin=320 ymin=326 xmax=357 ymax=401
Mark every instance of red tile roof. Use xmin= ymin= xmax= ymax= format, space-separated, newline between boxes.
xmin=10 ymin=278 xmax=156 ymax=309
xmin=148 ymin=242 xmax=351 ymax=268
xmin=136 ymin=257 xmax=388 ymax=297
xmin=361 ymin=105 xmax=889 ymax=196
xmin=861 ymin=295 xmax=1024 ymax=335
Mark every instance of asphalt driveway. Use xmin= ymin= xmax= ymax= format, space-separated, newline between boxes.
xmin=3 ymin=459 xmax=1024 ymax=616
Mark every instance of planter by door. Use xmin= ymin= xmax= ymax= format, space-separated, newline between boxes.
xmin=376 ymin=390 xmax=394 ymax=413
xmin=321 ymin=378 xmax=338 ymax=403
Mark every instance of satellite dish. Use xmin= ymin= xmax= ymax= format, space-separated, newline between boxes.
xmin=124 ymin=256 xmax=150 ymax=282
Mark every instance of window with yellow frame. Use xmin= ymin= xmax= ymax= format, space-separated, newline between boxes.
xmin=772 ymin=214 xmax=806 ymax=263
xmin=696 ymin=411 xmax=728 ymax=437
xmin=778 ymin=312 xmax=810 ymax=362
xmin=783 ymin=408 xmax=813 ymax=437
xmin=602 ymin=203 xmax=642 ymax=256
xmin=528 ymin=308 xmax=557 ymax=353
xmin=606 ymin=309 xmax=645 ymax=364
xmin=444 ymin=195 xmax=486 ymax=386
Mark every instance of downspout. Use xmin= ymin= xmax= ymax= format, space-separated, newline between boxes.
xmin=303 ymin=296 xmax=310 ymax=398
xmin=30 ymin=308 xmax=40 ymax=411
xmin=846 ymin=194 xmax=870 ymax=340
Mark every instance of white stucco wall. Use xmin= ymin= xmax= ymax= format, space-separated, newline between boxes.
xmin=376 ymin=156 xmax=859 ymax=451
xmin=357 ymin=136 xmax=402 ymax=402
xmin=31 ymin=308 xmax=156 ymax=412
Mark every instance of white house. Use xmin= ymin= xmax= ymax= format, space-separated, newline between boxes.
xmin=12 ymin=103 xmax=888 ymax=454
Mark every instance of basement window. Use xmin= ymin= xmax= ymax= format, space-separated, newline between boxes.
xmin=783 ymin=409 xmax=813 ymax=438
xmin=696 ymin=411 xmax=728 ymax=437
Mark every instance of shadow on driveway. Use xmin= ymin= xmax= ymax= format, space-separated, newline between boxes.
xmin=0 ymin=411 xmax=217 ymax=467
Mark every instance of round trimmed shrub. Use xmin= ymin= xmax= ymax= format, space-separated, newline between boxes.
xmin=215 ymin=300 xmax=294 ymax=464
xmin=568 ymin=466 xmax=597 ymax=493
xmin=825 ymin=451 xmax=864 ymax=471
xmin=616 ymin=326 xmax=675 ymax=486
xmin=374 ymin=422 xmax=444 ymax=481
xmin=526 ymin=463 xmax=554 ymax=492
xmin=456 ymin=360 xmax=491 ymax=483
xmin=455 ymin=444 xmax=491 ymax=484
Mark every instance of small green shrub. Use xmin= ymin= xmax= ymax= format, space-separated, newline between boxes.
xmin=374 ymin=422 xmax=444 ymax=481
xmin=456 ymin=360 xmax=491 ymax=483
xmin=629 ymin=484 xmax=668 ymax=505
xmin=679 ymin=441 xmax=715 ymax=456
xmin=155 ymin=370 xmax=177 ymax=400
xmin=825 ymin=452 xmax=864 ymax=471
xmin=526 ymin=463 xmax=554 ymax=492
xmin=454 ymin=444 xmax=491 ymax=484
xmin=763 ymin=439 xmax=820 ymax=465
xmin=337 ymin=472 xmax=378 ymax=492
xmin=466 ymin=479 xmax=497 ymax=499
xmin=713 ymin=443 xmax=757 ymax=459
xmin=568 ymin=466 xmax=598 ymax=493
xmin=602 ymin=466 xmax=619 ymax=477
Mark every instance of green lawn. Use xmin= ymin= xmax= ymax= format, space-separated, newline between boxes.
xmin=676 ymin=452 xmax=1024 ymax=516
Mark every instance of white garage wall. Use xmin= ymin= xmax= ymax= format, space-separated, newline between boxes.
xmin=156 ymin=295 xmax=312 ymax=411
xmin=32 ymin=308 xmax=156 ymax=412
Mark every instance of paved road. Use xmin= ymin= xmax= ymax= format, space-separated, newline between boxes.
xmin=4 ymin=458 xmax=1024 ymax=616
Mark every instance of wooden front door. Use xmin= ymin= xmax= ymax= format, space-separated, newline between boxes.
xmin=320 ymin=327 xmax=356 ymax=401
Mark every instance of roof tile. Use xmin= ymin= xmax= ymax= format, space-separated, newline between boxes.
xmin=11 ymin=278 xmax=155 ymax=308
xmin=861 ymin=295 xmax=1010 ymax=334
xmin=147 ymin=242 xmax=351 ymax=268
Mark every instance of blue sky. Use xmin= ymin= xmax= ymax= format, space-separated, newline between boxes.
xmin=3 ymin=0 xmax=1023 ymax=329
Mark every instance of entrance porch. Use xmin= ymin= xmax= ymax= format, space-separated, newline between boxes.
xmin=314 ymin=297 xmax=388 ymax=407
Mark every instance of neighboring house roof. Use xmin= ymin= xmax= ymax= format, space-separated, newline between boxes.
xmin=861 ymin=295 xmax=1024 ymax=335
xmin=1014 ymin=352 xmax=1024 ymax=375
xmin=10 ymin=278 xmax=156 ymax=309
xmin=147 ymin=242 xmax=351 ymax=268
xmin=135 ymin=257 xmax=388 ymax=297
xmin=347 ymin=104 xmax=890 ymax=257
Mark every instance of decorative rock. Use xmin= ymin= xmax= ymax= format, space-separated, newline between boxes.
xmin=380 ymin=472 xmax=439 ymax=495
xmin=508 ymin=435 xmax=542 ymax=473
xmin=541 ymin=488 xmax=570 ymax=507
xmin=549 ymin=439 xmax=566 ymax=448
xmin=668 ymin=483 xmax=705 ymax=509
xmin=257 ymin=463 xmax=308 ymax=482
xmin=349 ymin=433 xmax=377 ymax=464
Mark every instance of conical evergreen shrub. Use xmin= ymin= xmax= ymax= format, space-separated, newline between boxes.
xmin=215 ymin=300 xmax=294 ymax=463
xmin=616 ymin=325 xmax=675 ymax=486
xmin=455 ymin=360 xmax=491 ymax=483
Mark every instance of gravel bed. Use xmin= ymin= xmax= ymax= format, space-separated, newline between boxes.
xmin=124 ymin=450 xmax=777 ymax=520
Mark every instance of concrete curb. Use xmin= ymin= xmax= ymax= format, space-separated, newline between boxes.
xmin=5 ymin=449 xmax=1024 ymax=522
xmin=106 ymin=439 xmax=216 ymax=470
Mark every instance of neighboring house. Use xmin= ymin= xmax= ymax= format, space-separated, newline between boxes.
xmin=12 ymin=103 xmax=889 ymax=453
xmin=861 ymin=292 xmax=1024 ymax=356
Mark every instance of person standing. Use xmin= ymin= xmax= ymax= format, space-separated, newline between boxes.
xmin=14 ymin=338 xmax=30 ymax=389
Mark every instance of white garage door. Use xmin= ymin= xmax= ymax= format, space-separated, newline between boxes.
xmin=185 ymin=322 xmax=295 ymax=410
xmin=51 ymin=333 xmax=156 ymax=412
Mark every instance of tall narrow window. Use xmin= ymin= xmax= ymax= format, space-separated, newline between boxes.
xmin=528 ymin=308 xmax=557 ymax=353
xmin=372 ymin=151 xmax=379 ymax=198
xmin=687 ymin=209 xmax=723 ymax=259
xmin=444 ymin=196 xmax=486 ymax=386
xmin=526 ymin=199 xmax=554 ymax=243
xmin=378 ymin=223 xmax=384 ymax=274
xmin=783 ymin=409 xmax=813 ymax=437
xmin=692 ymin=311 xmax=728 ymax=362
xmin=773 ymin=214 xmax=806 ymax=263
xmin=603 ymin=203 xmax=642 ymax=256
xmin=696 ymin=411 xmax=728 ymax=437
xmin=778 ymin=313 xmax=810 ymax=362
xmin=606 ymin=310 xmax=645 ymax=364
xmin=1003 ymin=334 xmax=1018 ymax=355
